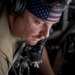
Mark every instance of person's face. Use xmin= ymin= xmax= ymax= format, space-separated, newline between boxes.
xmin=9 ymin=9 xmax=56 ymax=45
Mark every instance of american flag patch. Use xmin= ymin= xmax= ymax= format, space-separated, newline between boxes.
xmin=47 ymin=5 xmax=63 ymax=22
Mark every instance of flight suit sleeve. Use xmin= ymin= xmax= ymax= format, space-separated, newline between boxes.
xmin=0 ymin=51 xmax=10 ymax=75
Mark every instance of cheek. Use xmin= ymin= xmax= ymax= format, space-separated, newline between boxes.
xmin=11 ymin=17 xmax=41 ymax=40
xmin=10 ymin=18 xmax=27 ymax=38
xmin=25 ymin=26 xmax=39 ymax=36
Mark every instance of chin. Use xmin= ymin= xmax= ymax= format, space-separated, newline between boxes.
xmin=29 ymin=42 xmax=38 ymax=46
xmin=27 ymin=40 xmax=39 ymax=46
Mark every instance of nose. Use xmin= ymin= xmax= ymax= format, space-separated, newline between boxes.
xmin=40 ymin=25 xmax=51 ymax=38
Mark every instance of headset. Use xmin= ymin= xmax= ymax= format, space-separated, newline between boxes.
xmin=7 ymin=0 xmax=26 ymax=15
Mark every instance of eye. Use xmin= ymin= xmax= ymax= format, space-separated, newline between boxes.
xmin=34 ymin=20 xmax=41 ymax=24
xmin=34 ymin=20 xmax=44 ymax=26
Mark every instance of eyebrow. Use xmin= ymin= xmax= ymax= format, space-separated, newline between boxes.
xmin=33 ymin=17 xmax=45 ymax=24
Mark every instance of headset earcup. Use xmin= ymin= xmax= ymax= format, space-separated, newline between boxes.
xmin=7 ymin=0 xmax=26 ymax=15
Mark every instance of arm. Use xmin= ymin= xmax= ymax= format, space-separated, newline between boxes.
xmin=39 ymin=47 xmax=55 ymax=75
